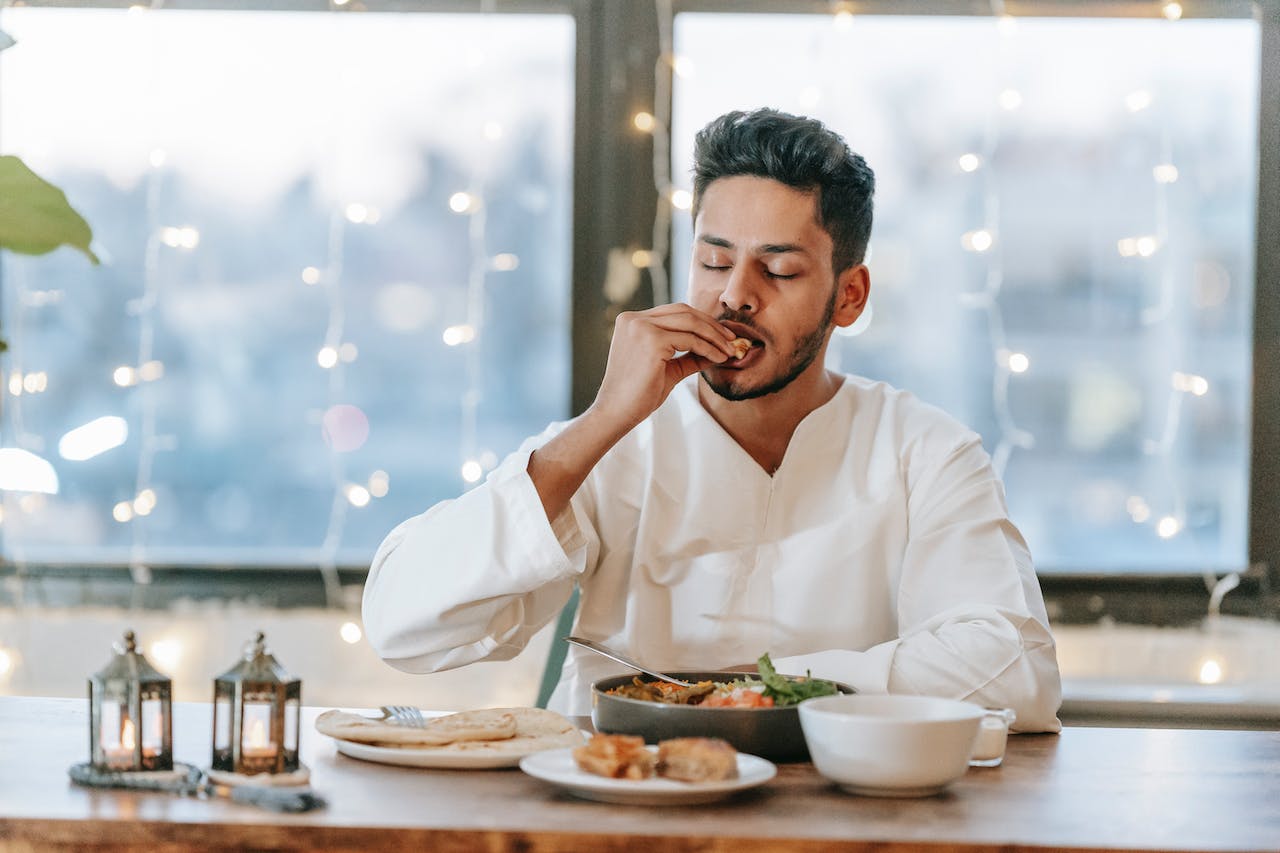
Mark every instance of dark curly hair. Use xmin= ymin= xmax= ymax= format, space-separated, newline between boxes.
xmin=692 ymin=108 xmax=875 ymax=274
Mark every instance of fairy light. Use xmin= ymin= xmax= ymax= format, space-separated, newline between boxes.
xmin=367 ymin=469 xmax=390 ymax=497
xmin=631 ymin=249 xmax=653 ymax=268
xmin=668 ymin=188 xmax=692 ymax=211
xmin=0 ymin=648 xmax=12 ymax=679
xmin=672 ymin=55 xmax=695 ymax=78
xmin=958 ymin=153 xmax=982 ymax=172
xmin=1156 ymin=515 xmax=1181 ymax=538
xmin=461 ymin=459 xmax=483 ymax=483
xmin=340 ymin=621 xmax=363 ymax=644
xmin=997 ymin=88 xmax=1022 ymax=111
xmin=961 ymin=229 xmax=994 ymax=252
xmin=343 ymin=483 xmax=371 ymax=508
xmin=113 ymin=366 xmax=139 ymax=387
xmin=149 ymin=638 xmax=181 ymax=672
xmin=448 ymin=191 xmax=476 ymax=214
xmin=632 ymin=111 xmax=656 ymax=132
xmin=344 ymin=202 xmax=369 ymax=224
xmin=442 ymin=324 xmax=476 ymax=346
xmin=1197 ymin=658 xmax=1223 ymax=684
xmin=316 ymin=346 xmax=339 ymax=368
xmin=490 ymin=253 xmax=519 ymax=271
xmin=1153 ymin=163 xmax=1179 ymax=183
xmin=301 ymin=265 xmax=322 ymax=285
xmin=831 ymin=1 xmax=854 ymax=31
xmin=1162 ymin=2 xmax=1183 ymax=21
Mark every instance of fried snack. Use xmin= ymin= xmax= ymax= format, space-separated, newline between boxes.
xmin=573 ymin=734 xmax=656 ymax=780
xmin=729 ymin=337 xmax=752 ymax=359
xmin=657 ymin=737 xmax=739 ymax=782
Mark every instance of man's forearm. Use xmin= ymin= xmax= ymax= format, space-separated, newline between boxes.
xmin=527 ymin=406 xmax=635 ymax=522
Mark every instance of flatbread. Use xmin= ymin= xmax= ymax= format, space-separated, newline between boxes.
xmin=315 ymin=707 xmax=584 ymax=756
xmin=729 ymin=337 xmax=752 ymax=359
xmin=315 ymin=707 xmax=517 ymax=746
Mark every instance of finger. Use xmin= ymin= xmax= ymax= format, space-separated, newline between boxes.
xmin=659 ymin=331 xmax=731 ymax=363
xmin=644 ymin=315 xmax=739 ymax=355
xmin=645 ymin=304 xmax=737 ymax=340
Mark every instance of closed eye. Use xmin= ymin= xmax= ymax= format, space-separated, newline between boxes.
xmin=766 ymin=271 xmax=798 ymax=280
xmin=700 ymin=263 xmax=730 ymax=271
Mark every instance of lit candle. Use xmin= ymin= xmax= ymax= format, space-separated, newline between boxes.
xmin=104 ymin=717 xmax=136 ymax=769
xmin=242 ymin=718 xmax=276 ymax=759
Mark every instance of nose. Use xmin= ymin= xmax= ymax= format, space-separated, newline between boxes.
xmin=719 ymin=265 xmax=757 ymax=314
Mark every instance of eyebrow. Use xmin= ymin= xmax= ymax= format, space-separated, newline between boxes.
xmin=698 ymin=235 xmax=810 ymax=256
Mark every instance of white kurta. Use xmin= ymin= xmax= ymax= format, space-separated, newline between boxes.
xmin=363 ymin=374 xmax=1063 ymax=732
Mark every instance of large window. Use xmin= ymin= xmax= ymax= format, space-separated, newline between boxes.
xmin=1 ymin=1 xmax=1274 ymax=590
xmin=673 ymin=11 xmax=1259 ymax=575
xmin=0 ymin=6 xmax=574 ymax=567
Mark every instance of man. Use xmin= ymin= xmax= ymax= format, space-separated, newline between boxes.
xmin=363 ymin=108 xmax=1062 ymax=732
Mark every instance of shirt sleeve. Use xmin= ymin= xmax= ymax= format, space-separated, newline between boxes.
xmin=361 ymin=424 xmax=598 ymax=675
xmin=778 ymin=429 xmax=1063 ymax=734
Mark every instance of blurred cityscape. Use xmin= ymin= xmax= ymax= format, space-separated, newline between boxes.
xmin=0 ymin=8 xmax=1260 ymax=576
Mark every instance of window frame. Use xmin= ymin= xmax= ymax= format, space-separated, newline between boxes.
xmin=1 ymin=0 xmax=1276 ymax=626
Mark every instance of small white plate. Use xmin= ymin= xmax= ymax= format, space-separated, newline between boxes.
xmin=333 ymin=737 xmax=566 ymax=770
xmin=519 ymin=747 xmax=776 ymax=805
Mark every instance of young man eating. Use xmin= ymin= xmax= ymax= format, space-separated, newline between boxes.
xmin=363 ymin=108 xmax=1063 ymax=732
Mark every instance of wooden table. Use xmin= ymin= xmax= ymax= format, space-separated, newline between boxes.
xmin=2 ymin=696 xmax=1278 ymax=852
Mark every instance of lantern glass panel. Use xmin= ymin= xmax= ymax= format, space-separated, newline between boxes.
xmin=214 ymin=696 xmax=232 ymax=751
xmin=285 ymin=697 xmax=300 ymax=754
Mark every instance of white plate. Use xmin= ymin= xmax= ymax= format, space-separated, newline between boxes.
xmin=519 ymin=747 xmax=776 ymax=805
xmin=333 ymin=736 xmax=567 ymax=770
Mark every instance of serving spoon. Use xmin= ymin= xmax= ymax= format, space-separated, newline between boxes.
xmin=564 ymin=636 xmax=692 ymax=688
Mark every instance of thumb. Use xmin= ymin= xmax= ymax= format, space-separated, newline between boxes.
xmin=667 ymin=353 xmax=704 ymax=386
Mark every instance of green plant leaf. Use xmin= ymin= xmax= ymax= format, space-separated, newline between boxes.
xmin=0 ymin=155 xmax=99 ymax=264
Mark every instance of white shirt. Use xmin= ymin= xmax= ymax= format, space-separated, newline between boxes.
xmin=363 ymin=374 xmax=1063 ymax=732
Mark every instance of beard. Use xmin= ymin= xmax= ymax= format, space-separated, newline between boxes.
xmin=700 ymin=292 xmax=836 ymax=402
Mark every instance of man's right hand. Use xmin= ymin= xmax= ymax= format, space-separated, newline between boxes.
xmin=589 ymin=303 xmax=739 ymax=433
xmin=527 ymin=304 xmax=737 ymax=523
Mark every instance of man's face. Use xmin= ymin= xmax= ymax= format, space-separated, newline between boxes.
xmin=688 ymin=175 xmax=839 ymax=402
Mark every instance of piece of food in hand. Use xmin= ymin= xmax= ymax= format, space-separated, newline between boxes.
xmin=573 ymin=734 xmax=656 ymax=780
xmin=657 ymin=737 xmax=739 ymax=782
xmin=729 ymin=337 xmax=752 ymax=359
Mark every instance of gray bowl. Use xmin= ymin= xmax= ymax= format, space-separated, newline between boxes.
xmin=591 ymin=671 xmax=855 ymax=763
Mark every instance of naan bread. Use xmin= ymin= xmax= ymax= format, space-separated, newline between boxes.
xmin=315 ymin=707 xmax=517 ymax=746
xmin=315 ymin=706 xmax=584 ymax=756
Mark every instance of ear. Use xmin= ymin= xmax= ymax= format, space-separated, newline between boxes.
xmin=832 ymin=264 xmax=870 ymax=328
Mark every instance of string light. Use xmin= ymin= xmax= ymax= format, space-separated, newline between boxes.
xmin=1197 ymin=658 xmax=1223 ymax=684
xmin=1162 ymin=2 xmax=1183 ymax=21
xmin=460 ymin=459 xmax=483 ymax=483
xmin=442 ymin=324 xmax=476 ymax=346
xmin=0 ymin=648 xmax=13 ymax=679
xmin=957 ymin=153 xmax=982 ymax=172
xmin=632 ymin=111 xmax=656 ymax=132
xmin=301 ymin=265 xmax=322 ymax=285
xmin=831 ymin=1 xmax=854 ymax=31
xmin=339 ymin=622 xmax=363 ymax=644
xmin=58 ymin=416 xmax=128 ymax=461
xmin=367 ymin=470 xmax=390 ymax=497
xmin=490 ymin=253 xmax=519 ymax=271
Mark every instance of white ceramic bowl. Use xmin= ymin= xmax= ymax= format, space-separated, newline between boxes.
xmin=798 ymin=694 xmax=984 ymax=797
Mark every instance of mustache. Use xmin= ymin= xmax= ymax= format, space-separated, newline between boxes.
xmin=716 ymin=309 xmax=768 ymax=342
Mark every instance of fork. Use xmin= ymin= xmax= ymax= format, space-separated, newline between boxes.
xmin=379 ymin=705 xmax=427 ymax=727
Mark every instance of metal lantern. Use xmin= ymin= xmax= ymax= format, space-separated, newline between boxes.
xmin=212 ymin=631 xmax=301 ymax=775
xmin=88 ymin=629 xmax=173 ymax=772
